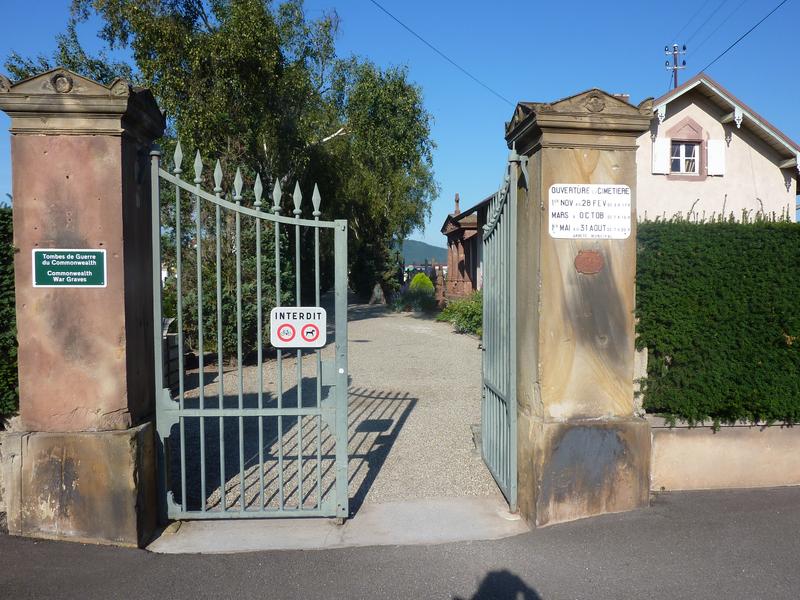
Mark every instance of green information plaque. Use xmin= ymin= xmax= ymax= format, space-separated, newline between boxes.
xmin=32 ymin=249 xmax=107 ymax=288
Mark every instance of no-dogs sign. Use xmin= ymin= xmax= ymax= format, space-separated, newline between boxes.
xmin=270 ymin=307 xmax=327 ymax=349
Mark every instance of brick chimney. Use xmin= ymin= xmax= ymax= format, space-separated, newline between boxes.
xmin=453 ymin=193 xmax=460 ymax=215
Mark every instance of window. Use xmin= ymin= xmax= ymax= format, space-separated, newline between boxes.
xmin=671 ymin=142 xmax=699 ymax=175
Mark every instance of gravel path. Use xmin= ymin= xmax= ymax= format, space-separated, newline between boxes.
xmin=344 ymin=306 xmax=496 ymax=504
xmin=170 ymin=303 xmax=497 ymax=514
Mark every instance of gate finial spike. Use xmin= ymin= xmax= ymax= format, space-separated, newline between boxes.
xmin=254 ymin=174 xmax=263 ymax=208
xmin=173 ymin=142 xmax=183 ymax=173
xmin=233 ymin=167 xmax=243 ymax=200
xmin=272 ymin=180 xmax=282 ymax=213
xmin=213 ymin=160 xmax=223 ymax=191
xmin=193 ymin=150 xmax=203 ymax=182
xmin=312 ymin=183 xmax=321 ymax=217
xmin=292 ymin=181 xmax=302 ymax=216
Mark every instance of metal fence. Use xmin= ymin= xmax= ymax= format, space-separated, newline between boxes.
xmin=481 ymin=152 xmax=522 ymax=511
xmin=151 ymin=143 xmax=349 ymax=520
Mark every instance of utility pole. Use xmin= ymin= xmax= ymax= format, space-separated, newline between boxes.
xmin=665 ymin=44 xmax=687 ymax=89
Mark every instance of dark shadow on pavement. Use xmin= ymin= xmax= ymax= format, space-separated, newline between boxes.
xmin=347 ymin=303 xmax=389 ymax=323
xmin=454 ymin=570 xmax=543 ymax=600
xmin=406 ymin=310 xmax=439 ymax=321
xmin=168 ymin=381 xmax=417 ymax=517
xmin=346 ymin=388 xmax=417 ymax=515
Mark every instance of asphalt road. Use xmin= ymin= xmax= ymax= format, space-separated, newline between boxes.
xmin=2 ymin=486 xmax=799 ymax=599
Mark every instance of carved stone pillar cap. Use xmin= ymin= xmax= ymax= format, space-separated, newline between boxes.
xmin=505 ymin=89 xmax=654 ymax=154
xmin=0 ymin=67 xmax=165 ymax=141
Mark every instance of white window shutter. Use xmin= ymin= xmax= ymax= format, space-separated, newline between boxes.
xmin=652 ymin=137 xmax=671 ymax=174
xmin=707 ymin=139 xmax=725 ymax=176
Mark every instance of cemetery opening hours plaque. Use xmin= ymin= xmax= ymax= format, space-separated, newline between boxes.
xmin=32 ymin=249 xmax=107 ymax=288
xmin=548 ymin=184 xmax=631 ymax=240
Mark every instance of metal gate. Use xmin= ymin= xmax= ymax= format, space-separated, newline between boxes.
xmin=481 ymin=152 xmax=524 ymax=511
xmin=151 ymin=143 xmax=349 ymax=520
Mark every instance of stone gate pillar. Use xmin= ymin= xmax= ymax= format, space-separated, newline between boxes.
xmin=506 ymin=90 xmax=653 ymax=526
xmin=0 ymin=68 xmax=165 ymax=546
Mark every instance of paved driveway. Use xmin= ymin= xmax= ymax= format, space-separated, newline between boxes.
xmin=2 ymin=487 xmax=800 ymax=599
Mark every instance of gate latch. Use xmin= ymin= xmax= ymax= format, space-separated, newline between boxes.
xmin=321 ymin=360 xmax=338 ymax=387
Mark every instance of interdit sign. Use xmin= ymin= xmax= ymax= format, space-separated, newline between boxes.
xmin=269 ymin=307 xmax=327 ymax=349
xmin=548 ymin=184 xmax=632 ymax=240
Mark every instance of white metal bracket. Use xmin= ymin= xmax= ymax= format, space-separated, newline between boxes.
xmin=656 ymin=104 xmax=666 ymax=124
xmin=734 ymin=106 xmax=743 ymax=129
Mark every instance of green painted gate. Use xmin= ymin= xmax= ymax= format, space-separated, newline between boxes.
xmin=481 ymin=152 xmax=525 ymax=512
xmin=151 ymin=143 xmax=349 ymax=520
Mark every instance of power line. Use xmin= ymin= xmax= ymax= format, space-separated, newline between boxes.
xmin=700 ymin=0 xmax=791 ymax=71
xmin=366 ymin=0 xmax=514 ymax=106
xmin=673 ymin=0 xmax=714 ymax=41
xmin=693 ymin=0 xmax=750 ymax=54
xmin=686 ymin=0 xmax=731 ymax=44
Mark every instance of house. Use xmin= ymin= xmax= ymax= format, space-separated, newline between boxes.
xmin=442 ymin=74 xmax=800 ymax=299
xmin=440 ymin=192 xmax=490 ymax=298
xmin=639 ymin=73 xmax=798 ymax=222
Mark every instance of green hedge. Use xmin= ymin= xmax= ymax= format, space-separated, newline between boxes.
xmin=0 ymin=204 xmax=17 ymax=422
xmin=437 ymin=291 xmax=482 ymax=336
xmin=636 ymin=221 xmax=800 ymax=426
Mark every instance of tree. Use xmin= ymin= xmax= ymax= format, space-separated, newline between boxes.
xmin=4 ymin=0 xmax=437 ymax=358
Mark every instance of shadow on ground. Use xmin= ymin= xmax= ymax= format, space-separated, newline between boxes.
xmin=454 ymin=570 xmax=542 ymax=600
xmin=167 ymin=382 xmax=416 ymax=516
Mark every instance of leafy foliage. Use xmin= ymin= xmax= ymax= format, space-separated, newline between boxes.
xmin=5 ymin=0 xmax=437 ymax=304
xmin=0 ymin=204 xmax=18 ymax=421
xmin=636 ymin=221 xmax=800 ymax=426
xmin=437 ymin=291 xmax=482 ymax=337
xmin=161 ymin=213 xmax=295 ymax=360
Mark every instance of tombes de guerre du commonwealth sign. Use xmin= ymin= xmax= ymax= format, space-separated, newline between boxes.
xmin=32 ymin=249 xmax=107 ymax=288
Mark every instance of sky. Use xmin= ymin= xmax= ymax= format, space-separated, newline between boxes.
xmin=1 ymin=0 xmax=798 ymax=246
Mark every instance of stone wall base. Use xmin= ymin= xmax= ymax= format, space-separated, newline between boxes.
xmin=0 ymin=422 xmax=156 ymax=547
xmin=520 ymin=417 xmax=651 ymax=527
xmin=650 ymin=417 xmax=800 ymax=491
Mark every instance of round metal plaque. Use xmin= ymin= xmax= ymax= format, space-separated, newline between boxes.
xmin=574 ymin=250 xmax=604 ymax=275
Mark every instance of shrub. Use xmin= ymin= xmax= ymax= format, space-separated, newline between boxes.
xmin=636 ymin=220 xmax=800 ymax=426
xmin=409 ymin=272 xmax=434 ymax=295
xmin=437 ymin=291 xmax=482 ymax=336
xmin=392 ymin=272 xmax=437 ymax=312
xmin=0 ymin=204 xmax=17 ymax=422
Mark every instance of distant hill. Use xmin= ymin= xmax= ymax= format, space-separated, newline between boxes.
xmin=400 ymin=239 xmax=447 ymax=265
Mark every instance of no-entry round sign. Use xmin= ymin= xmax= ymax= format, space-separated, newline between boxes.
xmin=276 ymin=323 xmax=296 ymax=343
xmin=301 ymin=323 xmax=320 ymax=343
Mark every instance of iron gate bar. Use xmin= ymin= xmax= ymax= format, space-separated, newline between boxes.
xmin=255 ymin=174 xmax=264 ymax=512
xmin=152 ymin=142 xmax=349 ymax=521
xmin=214 ymin=170 xmax=225 ymax=512
xmin=293 ymin=183 xmax=303 ymax=509
xmin=313 ymin=185 xmax=323 ymax=508
xmin=273 ymin=180 xmax=285 ymax=510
